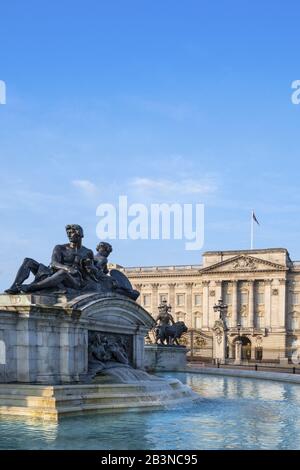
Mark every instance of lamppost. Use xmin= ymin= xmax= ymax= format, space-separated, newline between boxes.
xmin=237 ymin=322 xmax=241 ymax=339
xmin=234 ymin=322 xmax=243 ymax=365
xmin=213 ymin=299 xmax=228 ymax=323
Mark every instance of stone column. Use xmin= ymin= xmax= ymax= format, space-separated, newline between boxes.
xmin=169 ymin=283 xmax=176 ymax=310
xmin=133 ymin=328 xmax=146 ymax=369
xmin=60 ymin=322 xmax=72 ymax=382
xmin=248 ymin=280 xmax=254 ymax=328
xmin=215 ymin=280 xmax=222 ymax=301
xmin=264 ymin=279 xmax=272 ymax=330
xmin=234 ymin=340 xmax=242 ymax=365
xmin=228 ymin=340 xmax=234 ymax=359
xmin=16 ymin=318 xmax=31 ymax=382
xmin=185 ymin=282 xmax=193 ymax=329
xmin=278 ymin=279 xmax=287 ymax=328
xmin=151 ymin=283 xmax=159 ymax=318
xmin=231 ymin=281 xmax=238 ymax=327
xmin=278 ymin=278 xmax=288 ymax=362
xmin=202 ymin=281 xmax=210 ymax=330
xmin=73 ymin=325 xmax=86 ymax=381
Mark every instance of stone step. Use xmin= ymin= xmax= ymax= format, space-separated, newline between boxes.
xmin=0 ymin=380 xmax=199 ymax=420
xmin=0 ymin=387 xmax=192 ymax=409
xmin=0 ymin=378 xmax=181 ymax=397
xmin=57 ymin=395 xmax=198 ymax=415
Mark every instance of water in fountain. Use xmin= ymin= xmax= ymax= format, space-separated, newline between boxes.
xmin=91 ymin=362 xmax=200 ymax=408
xmin=94 ymin=363 xmax=164 ymax=383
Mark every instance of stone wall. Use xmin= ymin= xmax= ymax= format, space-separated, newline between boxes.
xmin=0 ymin=292 xmax=154 ymax=384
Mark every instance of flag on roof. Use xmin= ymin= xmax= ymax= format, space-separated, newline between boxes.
xmin=252 ymin=212 xmax=260 ymax=225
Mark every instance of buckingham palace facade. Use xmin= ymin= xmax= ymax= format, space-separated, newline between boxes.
xmin=117 ymin=248 xmax=300 ymax=363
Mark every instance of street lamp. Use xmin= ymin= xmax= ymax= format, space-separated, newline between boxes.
xmin=213 ymin=299 xmax=228 ymax=322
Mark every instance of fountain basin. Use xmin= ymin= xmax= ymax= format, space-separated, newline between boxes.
xmin=0 ymin=292 xmax=194 ymax=421
xmin=0 ymin=378 xmax=199 ymax=421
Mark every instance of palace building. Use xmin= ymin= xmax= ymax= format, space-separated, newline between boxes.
xmin=116 ymin=248 xmax=300 ymax=363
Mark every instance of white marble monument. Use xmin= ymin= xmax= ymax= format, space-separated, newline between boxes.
xmin=0 ymin=292 xmax=153 ymax=384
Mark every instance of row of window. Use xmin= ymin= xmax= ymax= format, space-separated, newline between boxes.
xmin=224 ymin=292 xmax=265 ymax=304
xmin=224 ymin=292 xmax=300 ymax=305
xmin=143 ymin=292 xmax=300 ymax=308
xmin=143 ymin=292 xmax=266 ymax=307
xmin=142 ymin=293 xmax=202 ymax=307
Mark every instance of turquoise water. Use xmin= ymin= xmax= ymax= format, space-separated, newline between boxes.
xmin=1 ymin=373 xmax=300 ymax=450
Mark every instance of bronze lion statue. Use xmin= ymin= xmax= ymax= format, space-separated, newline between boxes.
xmin=155 ymin=321 xmax=188 ymax=346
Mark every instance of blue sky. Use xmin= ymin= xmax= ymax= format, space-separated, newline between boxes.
xmin=0 ymin=0 xmax=300 ymax=289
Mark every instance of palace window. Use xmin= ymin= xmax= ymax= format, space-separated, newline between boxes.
xmin=194 ymin=316 xmax=203 ymax=329
xmin=159 ymin=294 xmax=168 ymax=303
xmin=176 ymin=294 xmax=185 ymax=306
xmin=292 ymin=293 xmax=300 ymax=305
xmin=194 ymin=294 xmax=202 ymax=306
xmin=143 ymin=294 xmax=151 ymax=307
xmin=176 ymin=313 xmax=186 ymax=322
xmin=223 ymin=282 xmax=231 ymax=305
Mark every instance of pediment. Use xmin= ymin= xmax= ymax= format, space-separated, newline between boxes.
xmin=201 ymin=255 xmax=287 ymax=274
xmin=67 ymin=293 xmax=155 ymax=329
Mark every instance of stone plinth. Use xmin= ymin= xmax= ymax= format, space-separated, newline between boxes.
xmin=234 ymin=340 xmax=242 ymax=365
xmin=212 ymin=319 xmax=227 ymax=364
xmin=144 ymin=345 xmax=188 ymax=371
xmin=0 ymin=292 xmax=154 ymax=384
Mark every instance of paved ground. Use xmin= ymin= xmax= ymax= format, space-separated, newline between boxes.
xmin=183 ymin=363 xmax=300 ymax=384
xmin=187 ymin=362 xmax=300 ymax=375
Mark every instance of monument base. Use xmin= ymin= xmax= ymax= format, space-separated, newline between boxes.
xmin=0 ymin=292 xmax=153 ymax=384
xmin=0 ymin=379 xmax=199 ymax=421
xmin=144 ymin=345 xmax=188 ymax=371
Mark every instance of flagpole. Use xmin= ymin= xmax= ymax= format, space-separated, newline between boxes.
xmin=251 ymin=210 xmax=254 ymax=250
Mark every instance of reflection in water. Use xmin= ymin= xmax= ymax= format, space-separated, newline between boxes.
xmin=1 ymin=373 xmax=300 ymax=450
xmin=0 ymin=415 xmax=58 ymax=449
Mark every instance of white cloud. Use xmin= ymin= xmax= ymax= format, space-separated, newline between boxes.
xmin=72 ymin=179 xmax=99 ymax=198
xmin=130 ymin=177 xmax=217 ymax=195
xmin=0 ymin=186 xmax=69 ymax=213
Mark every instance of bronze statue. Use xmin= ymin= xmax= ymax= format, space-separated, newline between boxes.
xmin=5 ymin=224 xmax=93 ymax=294
xmin=155 ymin=300 xmax=174 ymax=342
xmin=89 ymin=332 xmax=129 ymax=365
xmin=5 ymin=225 xmax=140 ymax=300
xmin=94 ymin=242 xmax=113 ymax=275
xmin=154 ymin=300 xmax=188 ymax=345
xmin=156 ymin=321 xmax=188 ymax=346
